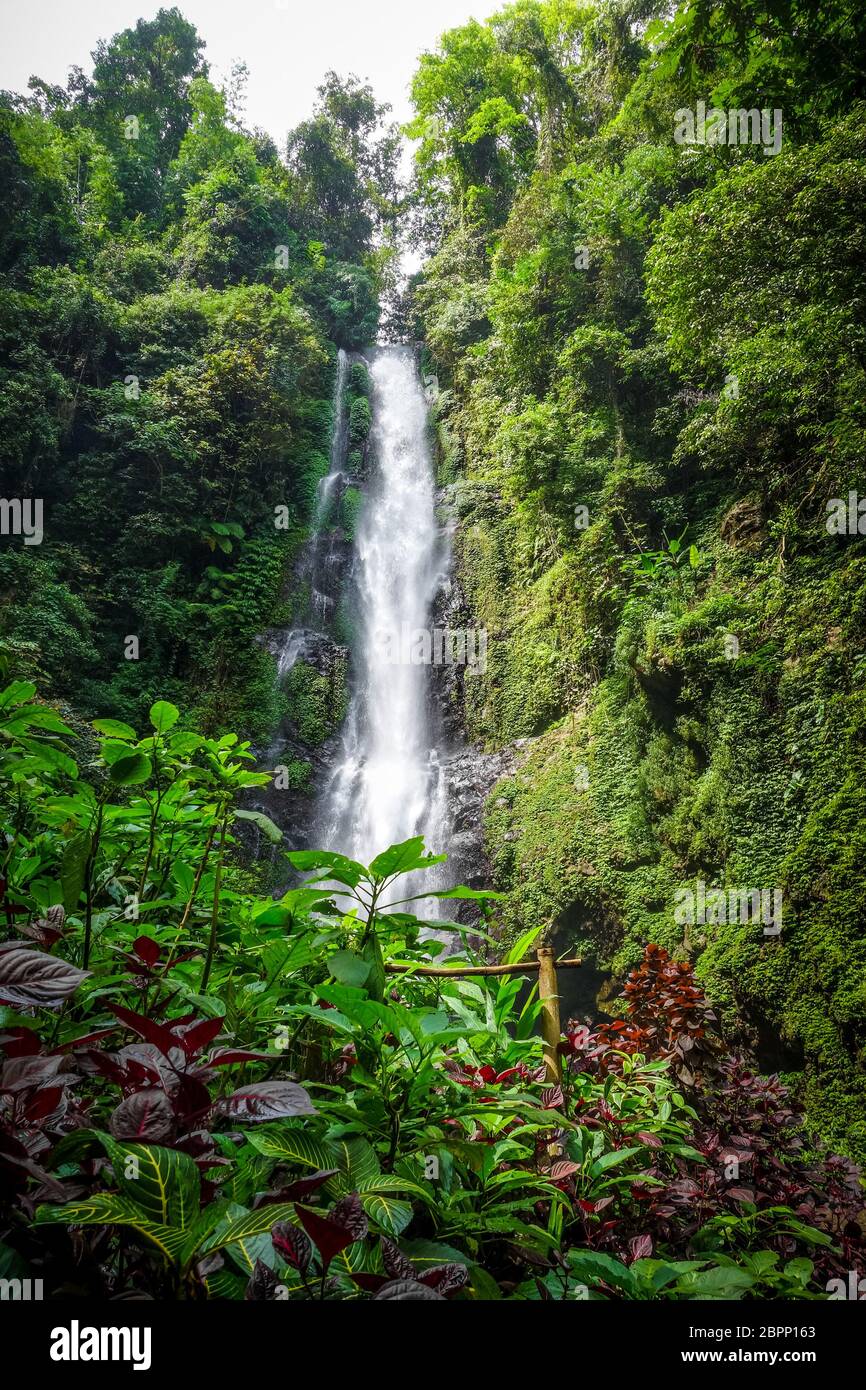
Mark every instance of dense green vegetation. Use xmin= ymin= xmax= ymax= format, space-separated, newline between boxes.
xmin=0 ymin=7 xmax=396 ymax=735
xmin=0 ymin=679 xmax=862 ymax=1300
xmin=408 ymin=0 xmax=866 ymax=1161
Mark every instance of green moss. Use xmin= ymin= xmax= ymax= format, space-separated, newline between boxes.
xmin=340 ymin=485 xmax=363 ymax=540
xmin=284 ymin=657 xmax=347 ymax=747
xmin=275 ymin=757 xmax=313 ymax=793
xmin=475 ymin=535 xmax=866 ymax=1160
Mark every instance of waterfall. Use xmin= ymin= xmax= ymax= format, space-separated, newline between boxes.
xmin=317 ymin=345 xmax=450 ymax=872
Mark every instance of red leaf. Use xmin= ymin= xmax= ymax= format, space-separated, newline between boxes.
xmin=373 ymin=1279 xmax=445 ymax=1301
xmin=352 ymin=1272 xmax=389 ymax=1292
xmin=109 ymin=1004 xmax=177 ymax=1057
xmin=417 ymin=1263 xmax=468 ymax=1296
xmin=206 ymin=1048 xmax=273 ymax=1067
xmin=133 ymin=936 xmax=162 ymax=966
xmin=636 ymin=1131 xmax=663 ymax=1148
xmin=271 ymin=1221 xmax=312 ymax=1273
xmin=381 ymin=1237 xmax=415 ymax=1281
xmin=296 ymin=1206 xmax=355 ymax=1269
xmin=175 ymin=1016 xmax=223 ymax=1058
xmin=217 ymin=1081 xmax=317 ymax=1123
xmin=24 ymin=1086 xmax=63 ymax=1122
xmin=254 ymin=1171 xmax=339 ymax=1205
xmin=629 ymin=1233 xmax=653 ymax=1262
xmin=541 ymin=1085 xmax=564 ymax=1109
xmin=0 ymin=1027 xmax=41 ymax=1057
xmin=330 ymin=1191 xmax=368 ymax=1242
xmin=109 ymin=1089 xmax=174 ymax=1142
xmin=0 ymin=945 xmax=89 ymax=1009
xmin=50 ymin=1028 xmax=118 ymax=1054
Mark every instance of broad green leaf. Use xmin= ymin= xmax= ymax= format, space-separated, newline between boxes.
xmin=4 ymin=706 xmax=73 ymax=734
xmin=92 ymin=718 xmax=136 ymax=740
xmin=0 ymin=680 xmax=36 ymax=708
xmin=101 ymin=1138 xmax=201 ymax=1228
xmin=567 ymin=1249 xmax=635 ymax=1293
xmin=168 ymin=732 xmax=202 ymax=755
xmin=360 ymin=1193 xmax=413 ymax=1236
xmin=109 ymin=751 xmax=152 ymax=785
xmin=360 ymin=933 xmax=385 ymax=1002
xmin=234 ymin=809 xmax=283 ymax=843
xmin=35 ymin=1196 xmax=189 ymax=1265
xmin=361 ymin=1175 xmax=429 ymax=1200
xmin=172 ymin=861 xmax=195 ymax=896
xmin=246 ymin=1127 xmax=340 ymax=1172
xmin=589 ymin=1146 xmax=643 ymax=1178
xmin=286 ymin=850 xmax=366 ymax=888
xmin=203 ymin=1203 xmax=303 ymax=1255
xmin=328 ymin=950 xmax=371 ymax=988
xmin=329 ymin=1137 xmax=381 ymax=1194
xmin=369 ymin=837 xmax=446 ymax=881
xmin=149 ymin=701 xmax=180 ymax=733
xmin=678 ymin=1266 xmax=755 ymax=1298
xmin=315 ymin=984 xmax=401 ymax=1033
xmin=60 ymin=831 xmax=92 ymax=913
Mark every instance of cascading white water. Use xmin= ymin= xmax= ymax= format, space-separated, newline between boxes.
xmin=318 ymin=345 xmax=450 ymax=870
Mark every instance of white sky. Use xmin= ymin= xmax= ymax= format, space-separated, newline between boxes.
xmin=0 ymin=0 xmax=502 ymax=137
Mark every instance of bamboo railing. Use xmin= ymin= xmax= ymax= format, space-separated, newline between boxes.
xmin=385 ymin=945 xmax=582 ymax=1084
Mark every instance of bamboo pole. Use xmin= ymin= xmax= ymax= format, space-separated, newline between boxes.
xmin=536 ymin=945 xmax=562 ymax=1084
xmin=383 ymin=957 xmax=582 ymax=978
xmin=384 ymin=951 xmax=576 ymax=1084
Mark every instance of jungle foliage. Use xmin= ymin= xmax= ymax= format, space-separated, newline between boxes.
xmin=0 ymin=8 xmax=399 ymax=735
xmin=407 ymin=0 xmax=866 ymax=1159
xmin=0 ymin=679 xmax=861 ymax=1299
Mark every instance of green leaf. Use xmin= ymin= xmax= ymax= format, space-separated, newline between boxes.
xmin=328 ymin=950 xmax=371 ymax=988
xmin=35 ymin=1196 xmax=189 ymax=1265
xmin=149 ymin=701 xmax=180 ymax=733
xmin=360 ymin=1194 xmax=413 ymax=1236
xmin=783 ymin=1257 xmax=814 ymax=1287
xmin=246 ymin=1127 xmax=340 ymax=1172
xmin=328 ymin=1137 xmax=382 ymax=1194
xmin=92 ymin=718 xmax=137 ymax=741
xmin=60 ymin=831 xmax=92 ymax=913
xmin=369 ymin=837 xmax=446 ymax=881
xmin=0 ymin=680 xmax=36 ymax=708
xmin=286 ymin=850 xmax=366 ymax=888
xmin=4 ymin=706 xmax=74 ymax=734
xmin=679 ymin=1265 xmax=755 ymax=1298
xmin=504 ymin=926 xmax=543 ymax=966
xmin=203 ymin=1203 xmax=304 ymax=1255
xmin=315 ymin=985 xmax=400 ymax=1034
xmin=567 ymin=1249 xmax=635 ymax=1293
xmin=101 ymin=1138 xmax=201 ymax=1229
xmin=169 ymin=732 xmax=202 ymax=756
xmin=361 ymin=933 xmax=386 ymax=1002
xmin=589 ymin=1146 xmax=643 ymax=1177
xmin=233 ymin=809 xmax=283 ymax=843
xmin=109 ymin=751 xmax=152 ymax=785
xmin=172 ymin=861 xmax=195 ymax=896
